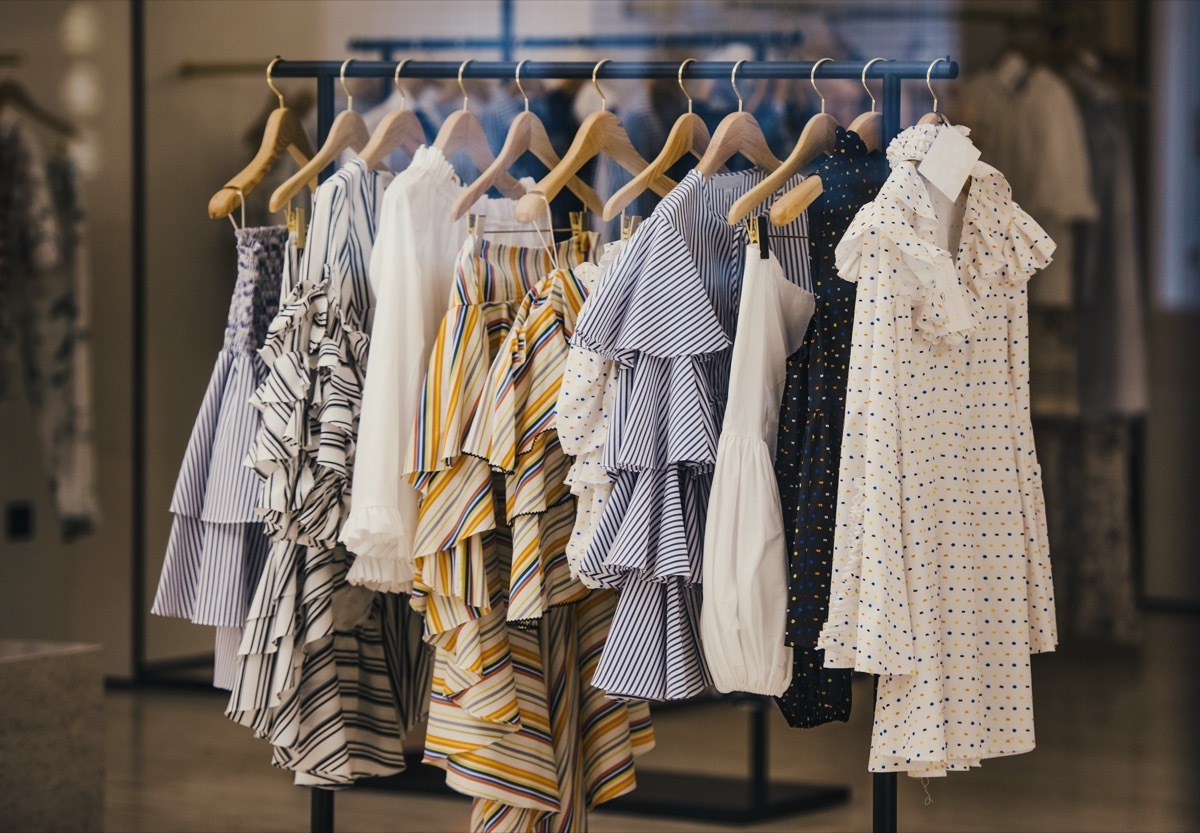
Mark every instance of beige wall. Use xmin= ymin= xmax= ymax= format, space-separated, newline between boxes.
xmin=0 ymin=1 xmax=134 ymax=677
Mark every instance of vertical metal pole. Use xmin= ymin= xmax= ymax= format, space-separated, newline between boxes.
xmin=316 ymin=71 xmax=336 ymax=183
xmin=881 ymin=70 xmax=902 ymax=147
xmin=130 ymin=0 xmax=147 ymax=685
xmin=311 ymin=788 xmax=334 ymax=833
xmin=749 ymin=697 xmax=769 ymax=808
xmin=873 ymin=773 xmax=898 ymax=833
xmin=500 ymin=0 xmax=515 ymax=61
xmin=872 ymin=677 xmax=897 ymax=833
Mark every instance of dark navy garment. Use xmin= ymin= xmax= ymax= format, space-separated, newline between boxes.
xmin=773 ymin=127 xmax=889 ymax=728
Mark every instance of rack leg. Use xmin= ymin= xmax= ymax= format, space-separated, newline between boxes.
xmin=881 ymin=72 xmax=902 ymax=146
xmin=311 ymin=788 xmax=334 ymax=833
xmin=872 ymin=770 xmax=897 ymax=832
xmin=749 ymin=697 xmax=769 ymax=808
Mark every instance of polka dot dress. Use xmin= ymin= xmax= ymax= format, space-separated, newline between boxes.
xmin=773 ymin=127 xmax=890 ymax=728
xmin=819 ymin=124 xmax=1059 ymax=776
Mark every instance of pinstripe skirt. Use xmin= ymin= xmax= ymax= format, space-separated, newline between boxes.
xmin=152 ymin=226 xmax=287 ymax=688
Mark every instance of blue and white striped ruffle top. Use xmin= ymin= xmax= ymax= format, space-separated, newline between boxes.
xmin=569 ymin=167 xmax=812 ymax=701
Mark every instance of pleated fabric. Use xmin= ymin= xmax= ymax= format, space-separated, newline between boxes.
xmin=405 ymin=233 xmax=655 ymax=830
xmin=228 ymin=159 xmax=432 ymax=787
xmin=570 ymin=168 xmax=811 ymax=701
xmin=152 ymin=225 xmax=288 ymax=688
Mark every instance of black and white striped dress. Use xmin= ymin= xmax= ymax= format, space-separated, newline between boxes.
xmin=152 ymin=225 xmax=287 ymax=689
xmin=572 ymin=168 xmax=812 ymax=701
xmin=226 ymin=159 xmax=431 ymax=787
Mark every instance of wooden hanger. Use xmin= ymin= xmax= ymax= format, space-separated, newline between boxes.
xmin=515 ymin=59 xmax=675 ymax=224
xmin=452 ymin=60 xmax=600 ymax=221
xmin=693 ymin=59 xmax=783 ymax=179
xmin=434 ymin=59 xmax=523 ymax=200
xmin=727 ymin=58 xmax=839 ymax=223
xmin=209 ymin=57 xmax=315 ymax=220
xmin=0 ymin=78 xmax=76 ymax=137
xmin=269 ymin=59 xmax=373 ymax=213
xmin=603 ymin=58 xmax=713 ymax=222
xmin=918 ymin=58 xmax=951 ymax=126
xmin=847 ymin=57 xmax=886 ymax=152
xmin=359 ymin=59 xmax=427 ymax=171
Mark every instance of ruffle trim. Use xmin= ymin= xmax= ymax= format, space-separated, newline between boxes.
xmin=246 ymin=277 xmax=368 ymax=548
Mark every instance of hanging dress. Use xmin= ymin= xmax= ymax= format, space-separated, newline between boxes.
xmin=152 ymin=225 xmax=288 ymax=689
xmin=228 ymin=159 xmax=430 ymax=787
xmin=571 ymin=167 xmax=811 ymax=701
xmin=406 ymin=233 xmax=654 ymax=831
xmin=773 ymin=127 xmax=890 ymax=727
xmin=819 ymin=124 xmax=1058 ymax=776
xmin=699 ymin=243 xmax=814 ymax=697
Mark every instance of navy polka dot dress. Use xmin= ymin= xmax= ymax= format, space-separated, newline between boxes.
xmin=773 ymin=127 xmax=889 ymax=728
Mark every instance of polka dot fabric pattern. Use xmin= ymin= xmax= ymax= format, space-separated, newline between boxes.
xmin=773 ymin=127 xmax=889 ymax=728
xmin=819 ymin=124 xmax=1059 ymax=776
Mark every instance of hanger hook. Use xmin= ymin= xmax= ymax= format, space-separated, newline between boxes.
xmin=731 ymin=59 xmax=747 ymax=112
xmin=810 ymin=58 xmax=832 ymax=114
xmin=678 ymin=58 xmax=696 ymax=114
xmin=266 ymin=56 xmax=284 ymax=109
xmin=515 ymin=59 xmax=530 ymax=112
xmin=458 ymin=59 xmax=471 ymax=111
xmin=926 ymin=58 xmax=946 ymax=113
xmin=393 ymin=58 xmax=410 ymax=109
xmin=862 ymin=58 xmax=885 ymax=113
xmin=340 ymin=58 xmax=354 ymax=112
xmin=592 ymin=59 xmax=610 ymax=112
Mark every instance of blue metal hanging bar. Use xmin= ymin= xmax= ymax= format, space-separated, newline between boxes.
xmin=348 ymin=31 xmax=807 ymax=56
xmin=270 ymin=58 xmax=957 ymax=82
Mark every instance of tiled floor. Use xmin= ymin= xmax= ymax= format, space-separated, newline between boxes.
xmin=106 ymin=614 xmax=1200 ymax=832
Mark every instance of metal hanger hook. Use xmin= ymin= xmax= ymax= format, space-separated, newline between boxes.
xmin=862 ymin=57 xmax=885 ymax=113
xmin=592 ymin=59 xmax=610 ymax=112
xmin=458 ymin=59 xmax=471 ymax=111
xmin=393 ymin=58 xmax=410 ymax=109
xmin=339 ymin=58 xmax=354 ymax=112
xmin=926 ymin=58 xmax=947 ymax=113
xmin=266 ymin=56 xmax=284 ymax=109
xmin=678 ymin=58 xmax=696 ymax=114
xmin=515 ymin=59 xmax=530 ymax=112
xmin=810 ymin=58 xmax=832 ymax=114
xmin=731 ymin=59 xmax=747 ymax=112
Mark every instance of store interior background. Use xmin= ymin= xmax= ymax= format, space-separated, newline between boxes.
xmin=1 ymin=0 xmax=1198 ymax=831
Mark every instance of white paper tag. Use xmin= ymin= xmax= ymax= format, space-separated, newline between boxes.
xmin=917 ymin=128 xmax=981 ymax=201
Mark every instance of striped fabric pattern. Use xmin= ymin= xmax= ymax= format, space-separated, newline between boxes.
xmin=229 ymin=160 xmax=433 ymax=787
xmin=152 ymin=225 xmax=287 ymax=689
xmin=404 ymin=232 xmax=654 ymax=828
xmin=571 ymin=168 xmax=812 ymax=701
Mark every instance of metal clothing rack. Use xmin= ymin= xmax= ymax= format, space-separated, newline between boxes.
xmin=169 ymin=55 xmax=958 ymax=833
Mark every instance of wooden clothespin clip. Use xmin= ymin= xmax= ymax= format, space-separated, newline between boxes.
xmin=285 ymin=202 xmax=307 ymax=250
xmin=620 ymin=213 xmax=642 ymax=242
xmin=569 ymin=210 xmax=588 ymax=238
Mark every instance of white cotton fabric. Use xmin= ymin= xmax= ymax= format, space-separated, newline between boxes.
xmin=342 ymin=145 xmax=547 ymax=592
xmin=700 ymin=246 xmax=814 ymax=697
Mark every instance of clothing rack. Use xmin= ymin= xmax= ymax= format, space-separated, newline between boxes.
xmin=168 ymin=55 xmax=958 ymax=833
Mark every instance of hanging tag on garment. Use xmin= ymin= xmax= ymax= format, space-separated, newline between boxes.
xmin=286 ymin=204 xmax=307 ymax=250
xmin=620 ymin=214 xmax=642 ymax=241
xmin=917 ymin=127 xmax=980 ymax=202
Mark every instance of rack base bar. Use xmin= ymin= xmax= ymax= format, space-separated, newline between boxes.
xmin=601 ymin=771 xmax=849 ymax=824
xmin=359 ymin=757 xmax=850 ymax=825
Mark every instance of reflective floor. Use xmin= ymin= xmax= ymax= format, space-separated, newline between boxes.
xmin=106 ymin=614 xmax=1200 ymax=832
